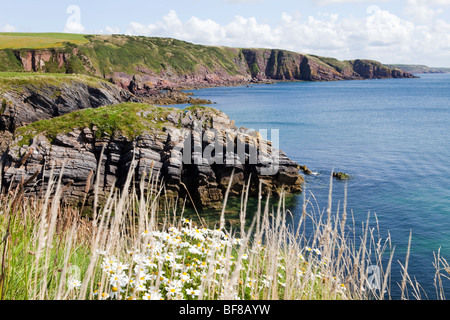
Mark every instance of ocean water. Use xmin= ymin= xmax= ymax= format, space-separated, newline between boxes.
xmin=182 ymin=73 xmax=450 ymax=299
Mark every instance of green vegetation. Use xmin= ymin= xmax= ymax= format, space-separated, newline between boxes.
xmin=74 ymin=35 xmax=244 ymax=77
xmin=333 ymin=172 xmax=350 ymax=180
xmin=0 ymin=33 xmax=247 ymax=77
xmin=314 ymin=56 xmax=353 ymax=73
xmin=0 ymin=50 xmax=24 ymax=72
xmin=0 ymin=33 xmax=89 ymax=49
xmin=385 ymin=64 xmax=450 ymax=74
xmin=353 ymin=59 xmax=391 ymax=71
xmin=0 ymin=33 xmax=406 ymax=82
xmin=249 ymin=62 xmax=260 ymax=77
xmin=15 ymin=103 xmax=217 ymax=146
xmin=0 ymin=72 xmax=110 ymax=88
xmin=1 ymin=163 xmax=446 ymax=300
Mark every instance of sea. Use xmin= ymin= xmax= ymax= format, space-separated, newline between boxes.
xmin=177 ymin=73 xmax=450 ymax=299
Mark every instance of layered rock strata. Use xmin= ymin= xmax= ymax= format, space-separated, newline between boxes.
xmin=1 ymin=105 xmax=304 ymax=209
xmin=0 ymin=76 xmax=138 ymax=132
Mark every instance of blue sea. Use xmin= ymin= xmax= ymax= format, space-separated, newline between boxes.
xmin=182 ymin=73 xmax=450 ymax=299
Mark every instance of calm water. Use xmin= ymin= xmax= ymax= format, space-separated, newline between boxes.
xmin=181 ymin=74 xmax=450 ymax=299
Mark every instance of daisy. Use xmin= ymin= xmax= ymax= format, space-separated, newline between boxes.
xmin=185 ymin=287 xmax=200 ymax=299
xmin=137 ymin=273 xmax=152 ymax=285
xmin=135 ymin=283 xmax=147 ymax=292
xmin=110 ymin=286 xmax=121 ymax=299
xmin=166 ymin=285 xmax=182 ymax=298
xmin=101 ymin=261 xmax=113 ymax=273
xmin=170 ymin=262 xmax=184 ymax=270
xmin=141 ymin=230 xmax=151 ymax=237
xmin=180 ymin=272 xmax=191 ymax=283
xmin=116 ymin=262 xmax=129 ymax=273
xmin=188 ymin=246 xmax=202 ymax=255
xmin=191 ymin=228 xmax=205 ymax=241
xmin=67 ymin=277 xmax=81 ymax=290
xmin=99 ymin=292 xmax=110 ymax=300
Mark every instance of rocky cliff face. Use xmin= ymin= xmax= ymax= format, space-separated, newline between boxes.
xmin=350 ymin=59 xmax=414 ymax=79
xmin=3 ymin=35 xmax=416 ymax=93
xmin=2 ymin=105 xmax=304 ymax=209
xmin=15 ymin=49 xmax=69 ymax=73
xmin=0 ymin=75 xmax=138 ymax=132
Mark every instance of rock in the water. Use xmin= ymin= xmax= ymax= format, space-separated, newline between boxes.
xmin=333 ymin=172 xmax=350 ymax=180
xmin=299 ymin=165 xmax=312 ymax=175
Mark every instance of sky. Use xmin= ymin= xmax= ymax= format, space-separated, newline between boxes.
xmin=1 ymin=0 xmax=450 ymax=67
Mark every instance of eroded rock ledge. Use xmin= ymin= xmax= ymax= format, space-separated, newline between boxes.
xmin=0 ymin=74 xmax=139 ymax=132
xmin=1 ymin=104 xmax=303 ymax=209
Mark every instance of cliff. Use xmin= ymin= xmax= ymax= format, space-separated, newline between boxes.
xmin=0 ymin=33 xmax=416 ymax=92
xmin=1 ymin=103 xmax=303 ymax=209
xmin=0 ymin=73 xmax=138 ymax=132
xmin=385 ymin=64 xmax=450 ymax=74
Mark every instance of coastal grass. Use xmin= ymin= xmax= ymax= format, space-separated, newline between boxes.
xmin=14 ymin=103 xmax=219 ymax=147
xmin=0 ymin=72 xmax=110 ymax=88
xmin=1 ymin=160 xmax=445 ymax=300
xmin=0 ymin=33 xmax=89 ymax=50
xmin=82 ymin=35 xmax=243 ymax=77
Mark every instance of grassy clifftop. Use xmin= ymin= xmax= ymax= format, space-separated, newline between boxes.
xmin=386 ymin=64 xmax=450 ymax=74
xmin=0 ymin=33 xmax=89 ymax=49
xmin=0 ymin=33 xmax=414 ymax=83
xmin=0 ymin=33 xmax=246 ymax=76
xmin=0 ymin=71 xmax=111 ymax=88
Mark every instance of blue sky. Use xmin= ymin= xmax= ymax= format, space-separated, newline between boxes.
xmin=1 ymin=0 xmax=450 ymax=67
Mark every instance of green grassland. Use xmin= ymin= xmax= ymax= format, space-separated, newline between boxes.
xmin=0 ymin=72 xmax=110 ymax=88
xmin=0 ymin=33 xmax=89 ymax=49
xmin=81 ymin=35 xmax=243 ymax=76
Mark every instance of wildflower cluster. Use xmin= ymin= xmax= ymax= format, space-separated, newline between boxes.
xmin=91 ymin=219 xmax=347 ymax=300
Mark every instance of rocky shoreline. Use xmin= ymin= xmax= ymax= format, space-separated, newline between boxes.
xmin=1 ymin=104 xmax=304 ymax=210
xmin=0 ymin=34 xmax=418 ymax=210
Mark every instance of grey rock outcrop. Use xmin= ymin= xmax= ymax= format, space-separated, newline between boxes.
xmin=0 ymin=77 xmax=138 ymax=132
xmin=1 ymin=106 xmax=304 ymax=209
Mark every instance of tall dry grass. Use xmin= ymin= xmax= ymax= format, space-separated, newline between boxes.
xmin=0 ymin=160 xmax=448 ymax=300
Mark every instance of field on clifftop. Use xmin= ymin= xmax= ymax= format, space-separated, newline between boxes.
xmin=0 ymin=33 xmax=89 ymax=49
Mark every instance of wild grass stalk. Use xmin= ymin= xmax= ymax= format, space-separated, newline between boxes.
xmin=0 ymin=160 xmax=447 ymax=300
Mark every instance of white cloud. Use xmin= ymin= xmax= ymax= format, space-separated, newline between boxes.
xmin=223 ymin=0 xmax=263 ymax=3
xmin=312 ymin=0 xmax=385 ymax=5
xmin=404 ymin=0 xmax=444 ymax=23
xmin=424 ymin=0 xmax=450 ymax=4
xmin=126 ymin=7 xmax=450 ymax=67
xmin=64 ymin=5 xmax=86 ymax=33
xmin=64 ymin=22 xmax=85 ymax=34
xmin=105 ymin=26 xmax=121 ymax=34
xmin=0 ymin=24 xmax=17 ymax=32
